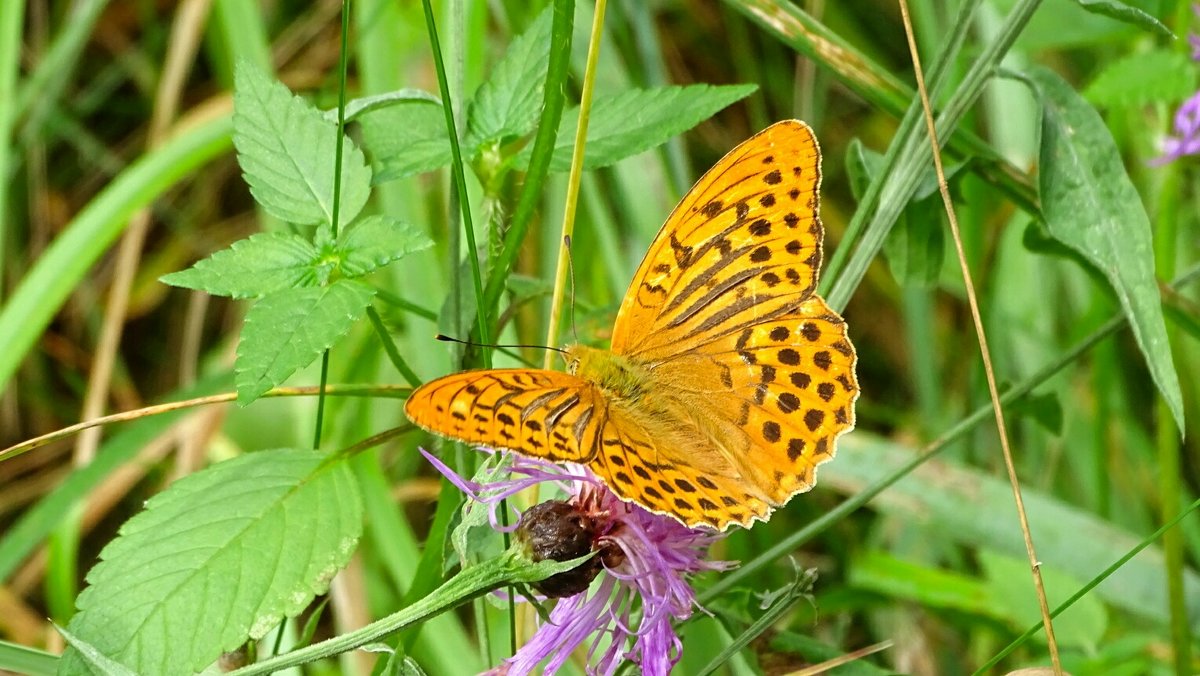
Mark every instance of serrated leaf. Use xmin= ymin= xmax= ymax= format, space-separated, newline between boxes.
xmin=364 ymin=101 xmax=454 ymax=183
xmin=58 ymin=449 xmax=362 ymax=675
xmin=1084 ymin=49 xmax=1198 ymax=108
xmin=56 ymin=624 xmax=137 ymax=676
xmin=235 ymin=280 xmax=376 ymax=405
xmin=336 ymin=215 xmax=433 ymax=278
xmin=513 ymin=84 xmax=759 ymax=171
xmin=1069 ymin=0 xmax=1172 ymax=38
xmin=233 ymin=63 xmax=372 ymax=226
xmin=1031 ymin=65 xmax=1184 ymax=434
xmin=159 ymin=232 xmax=325 ymax=298
xmin=466 ymin=7 xmax=553 ymax=147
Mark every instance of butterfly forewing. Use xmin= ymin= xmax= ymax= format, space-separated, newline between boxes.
xmin=605 ymin=120 xmax=858 ymax=528
xmin=405 ymin=370 xmax=606 ymax=463
xmin=611 ymin=120 xmax=823 ymax=357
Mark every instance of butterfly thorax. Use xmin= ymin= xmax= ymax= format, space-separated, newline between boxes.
xmin=566 ymin=345 xmax=650 ymax=403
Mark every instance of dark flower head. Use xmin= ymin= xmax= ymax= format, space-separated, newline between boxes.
xmin=421 ymin=450 xmax=734 ymax=676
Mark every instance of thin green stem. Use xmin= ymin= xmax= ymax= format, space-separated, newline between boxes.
xmin=422 ymin=0 xmax=492 ymax=366
xmin=372 ymin=287 xmax=439 ymax=321
xmin=231 ymin=552 xmax=521 ymax=676
xmin=313 ymin=0 xmax=353 ymax=451
xmin=366 ymin=306 xmax=422 ymax=387
xmin=480 ymin=0 xmax=575 ymax=328
xmin=229 ymin=551 xmax=589 ymax=675
xmin=543 ymin=0 xmax=606 ymax=362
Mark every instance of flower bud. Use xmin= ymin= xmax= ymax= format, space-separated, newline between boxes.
xmin=516 ymin=500 xmax=603 ymax=598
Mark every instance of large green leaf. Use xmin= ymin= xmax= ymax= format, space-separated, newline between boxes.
xmin=465 ymin=7 xmax=553 ymax=147
xmin=58 ymin=449 xmax=363 ymax=675
xmin=850 ymin=549 xmax=1107 ymax=648
xmin=159 ymin=232 xmax=323 ymax=298
xmin=235 ymin=280 xmax=376 ymax=405
xmin=233 ymin=63 xmax=371 ymax=226
xmin=512 ymin=84 xmax=758 ymax=172
xmin=822 ymin=433 xmax=1200 ymax=629
xmin=1030 ymin=65 xmax=1183 ymax=433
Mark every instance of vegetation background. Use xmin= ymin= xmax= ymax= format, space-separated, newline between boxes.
xmin=0 ymin=0 xmax=1197 ymax=674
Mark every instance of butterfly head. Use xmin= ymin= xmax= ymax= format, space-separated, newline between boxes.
xmin=565 ymin=344 xmax=650 ymax=402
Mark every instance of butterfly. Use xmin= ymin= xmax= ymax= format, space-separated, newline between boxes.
xmin=405 ymin=120 xmax=858 ymax=531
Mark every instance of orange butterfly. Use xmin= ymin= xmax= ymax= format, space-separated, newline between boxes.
xmin=406 ymin=120 xmax=858 ymax=531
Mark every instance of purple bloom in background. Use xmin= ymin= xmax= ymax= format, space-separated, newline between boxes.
xmin=1154 ymin=92 xmax=1200 ymax=164
xmin=421 ymin=450 xmax=733 ymax=676
xmin=1154 ymin=6 xmax=1200 ymax=164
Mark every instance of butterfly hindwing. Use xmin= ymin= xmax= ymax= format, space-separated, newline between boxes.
xmin=588 ymin=404 xmax=775 ymax=529
xmin=687 ymin=295 xmax=859 ymax=504
xmin=405 ymin=369 xmax=606 ymax=463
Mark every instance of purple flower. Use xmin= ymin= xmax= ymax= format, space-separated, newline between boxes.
xmin=1154 ymin=6 xmax=1200 ymax=164
xmin=420 ymin=450 xmax=734 ymax=676
xmin=1153 ymin=92 xmax=1200 ymax=165
xmin=1194 ymin=5 xmax=1200 ymax=61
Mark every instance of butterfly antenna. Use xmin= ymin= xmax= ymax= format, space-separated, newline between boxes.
xmin=565 ymin=235 xmax=580 ymax=345
xmin=435 ymin=334 xmax=569 ymax=358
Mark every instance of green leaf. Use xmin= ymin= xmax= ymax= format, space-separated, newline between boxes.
xmin=823 ymin=433 xmax=1200 ymax=628
xmin=58 ymin=449 xmax=363 ymax=675
xmin=850 ymin=549 xmax=994 ymax=615
xmin=850 ymin=549 xmax=1107 ymax=649
xmin=1030 ymin=65 xmax=1184 ymax=434
xmin=364 ymin=101 xmax=454 ymax=183
xmin=323 ymin=88 xmax=441 ymax=124
xmin=466 ymin=7 xmax=553 ymax=147
xmin=450 ymin=454 xmax=511 ymax=569
xmin=233 ymin=62 xmax=371 ymax=226
xmin=235 ymin=280 xmax=376 ymax=405
xmin=1008 ymin=388 xmax=1064 ymax=435
xmin=1084 ymin=49 xmax=1198 ymax=108
xmin=1069 ymin=0 xmax=1172 ymax=38
xmin=159 ymin=232 xmax=324 ymax=298
xmin=56 ymin=625 xmax=136 ymax=676
xmin=336 ymin=215 xmax=434 ymax=278
xmin=846 ymin=139 xmax=944 ymax=287
xmin=513 ymin=84 xmax=758 ymax=172
xmin=883 ymin=198 xmax=944 ymax=287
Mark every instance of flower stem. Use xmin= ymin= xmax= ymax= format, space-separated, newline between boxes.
xmin=230 ymin=550 xmax=587 ymax=675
